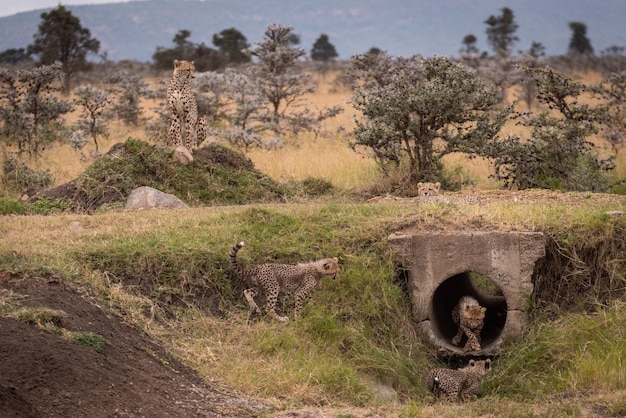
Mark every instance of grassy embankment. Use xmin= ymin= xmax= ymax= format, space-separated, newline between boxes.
xmin=2 ymin=195 xmax=625 ymax=416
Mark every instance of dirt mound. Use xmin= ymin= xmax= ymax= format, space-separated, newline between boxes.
xmin=31 ymin=139 xmax=287 ymax=213
xmin=0 ymin=272 xmax=270 ymax=417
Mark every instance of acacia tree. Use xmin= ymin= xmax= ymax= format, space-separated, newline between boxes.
xmin=0 ymin=63 xmax=72 ymax=157
xmin=484 ymin=7 xmax=519 ymax=57
xmin=311 ymin=34 xmax=338 ymax=62
xmin=568 ymin=22 xmax=594 ymax=56
xmin=72 ymin=85 xmax=111 ymax=154
xmin=488 ymin=66 xmax=612 ymax=191
xmin=591 ymin=70 xmax=626 ymax=149
xmin=28 ymin=5 xmax=100 ymax=94
xmin=248 ymin=24 xmax=341 ymax=135
xmin=460 ymin=34 xmax=479 ymax=56
xmin=152 ymin=30 xmax=222 ymax=71
xmin=212 ymin=28 xmax=250 ymax=65
xmin=104 ymin=70 xmax=149 ymax=126
xmin=350 ymin=53 xmax=508 ymax=182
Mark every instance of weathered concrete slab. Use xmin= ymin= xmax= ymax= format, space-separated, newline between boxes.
xmin=389 ymin=230 xmax=545 ymax=356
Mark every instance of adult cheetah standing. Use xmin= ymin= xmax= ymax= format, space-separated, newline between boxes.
xmin=167 ymin=59 xmax=205 ymax=150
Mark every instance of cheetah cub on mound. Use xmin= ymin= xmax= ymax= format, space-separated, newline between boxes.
xmin=229 ymin=242 xmax=339 ymax=322
xmin=426 ymin=359 xmax=491 ymax=402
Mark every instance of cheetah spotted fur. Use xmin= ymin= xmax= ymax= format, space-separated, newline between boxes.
xmin=452 ymin=295 xmax=486 ymax=352
xmin=167 ymin=60 xmax=206 ymax=150
xmin=229 ymin=242 xmax=339 ymax=322
xmin=426 ymin=359 xmax=491 ymax=402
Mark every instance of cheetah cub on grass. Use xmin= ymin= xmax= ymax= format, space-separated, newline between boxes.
xmin=229 ymin=242 xmax=339 ymax=322
xmin=426 ymin=359 xmax=491 ymax=402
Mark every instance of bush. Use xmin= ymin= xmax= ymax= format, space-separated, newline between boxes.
xmin=2 ymin=156 xmax=54 ymax=193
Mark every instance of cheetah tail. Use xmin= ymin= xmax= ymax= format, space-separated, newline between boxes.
xmin=229 ymin=241 xmax=245 ymax=274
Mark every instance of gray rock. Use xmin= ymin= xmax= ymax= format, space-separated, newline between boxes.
xmin=172 ymin=145 xmax=193 ymax=165
xmin=125 ymin=186 xmax=188 ymax=210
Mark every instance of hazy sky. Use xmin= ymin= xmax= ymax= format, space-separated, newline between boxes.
xmin=0 ymin=1 xmax=132 ymax=18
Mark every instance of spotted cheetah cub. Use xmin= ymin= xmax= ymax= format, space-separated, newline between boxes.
xmin=417 ymin=182 xmax=441 ymax=198
xmin=426 ymin=359 xmax=491 ymax=402
xmin=416 ymin=182 xmax=481 ymax=205
xmin=229 ymin=242 xmax=339 ymax=322
xmin=452 ymin=296 xmax=486 ymax=352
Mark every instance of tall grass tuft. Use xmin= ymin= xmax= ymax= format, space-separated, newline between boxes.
xmin=486 ymin=303 xmax=626 ymax=397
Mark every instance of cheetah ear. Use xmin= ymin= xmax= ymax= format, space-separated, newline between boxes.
xmin=191 ymin=61 xmax=195 ymax=65
xmin=333 ymin=257 xmax=338 ymax=262
xmin=485 ymin=359 xmax=491 ymax=369
xmin=480 ymin=307 xmax=486 ymax=314
xmin=434 ymin=182 xmax=441 ymax=191
xmin=417 ymin=182 xmax=423 ymax=187
xmin=174 ymin=59 xmax=179 ymax=65
xmin=469 ymin=359 xmax=475 ymax=366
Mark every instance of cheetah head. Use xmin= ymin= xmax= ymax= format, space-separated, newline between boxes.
xmin=173 ymin=59 xmax=196 ymax=79
xmin=417 ymin=182 xmax=441 ymax=197
xmin=467 ymin=358 xmax=491 ymax=377
xmin=463 ymin=304 xmax=486 ymax=329
xmin=320 ymin=257 xmax=339 ymax=279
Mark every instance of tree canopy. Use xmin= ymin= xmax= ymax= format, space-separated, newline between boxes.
xmin=27 ymin=5 xmax=100 ymax=94
xmin=152 ymin=30 xmax=222 ymax=72
xmin=484 ymin=7 xmax=519 ymax=57
xmin=212 ymin=28 xmax=250 ymax=65
xmin=350 ymin=53 xmax=508 ymax=183
xmin=568 ymin=22 xmax=594 ymax=56
xmin=310 ymin=34 xmax=338 ymax=62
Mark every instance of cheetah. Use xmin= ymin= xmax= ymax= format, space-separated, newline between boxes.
xmin=167 ymin=59 xmax=203 ymax=150
xmin=451 ymin=296 xmax=486 ymax=352
xmin=229 ymin=241 xmax=339 ymax=322
xmin=416 ymin=182 xmax=481 ymax=205
xmin=417 ymin=182 xmax=441 ymax=198
xmin=426 ymin=359 xmax=491 ymax=402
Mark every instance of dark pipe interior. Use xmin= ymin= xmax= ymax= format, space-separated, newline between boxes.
xmin=430 ymin=272 xmax=508 ymax=351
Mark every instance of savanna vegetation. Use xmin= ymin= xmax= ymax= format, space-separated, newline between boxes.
xmin=1 ymin=5 xmax=626 ymax=417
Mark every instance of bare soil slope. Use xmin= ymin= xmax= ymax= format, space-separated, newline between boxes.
xmin=0 ymin=272 xmax=269 ymax=417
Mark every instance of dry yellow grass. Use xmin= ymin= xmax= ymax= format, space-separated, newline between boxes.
xmin=245 ymin=72 xmax=379 ymax=189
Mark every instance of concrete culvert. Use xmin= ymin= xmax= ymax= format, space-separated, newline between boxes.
xmin=430 ymin=272 xmax=508 ymax=353
xmin=388 ymin=230 xmax=545 ymax=357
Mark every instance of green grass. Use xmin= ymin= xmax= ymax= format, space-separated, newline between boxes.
xmin=485 ymin=303 xmax=626 ymax=397
xmin=5 ymin=305 xmax=106 ymax=353
xmin=1 ymin=196 xmax=626 ymax=413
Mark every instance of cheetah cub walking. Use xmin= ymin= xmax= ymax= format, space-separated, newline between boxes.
xmin=452 ymin=295 xmax=486 ymax=352
xmin=229 ymin=242 xmax=339 ymax=322
xmin=426 ymin=359 xmax=491 ymax=402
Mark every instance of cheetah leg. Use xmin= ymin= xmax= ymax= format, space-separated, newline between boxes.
xmin=243 ymin=289 xmax=262 ymax=315
xmin=183 ymin=111 xmax=198 ymax=150
xmin=168 ymin=117 xmax=182 ymax=147
xmin=196 ymin=116 xmax=207 ymax=148
xmin=461 ymin=327 xmax=481 ymax=352
xmin=293 ymin=291 xmax=309 ymax=321
xmin=452 ymin=327 xmax=464 ymax=346
xmin=446 ymin=390 xmax=459 ymax=402
xmin=264 ymin=287 xmax=289 ymax=322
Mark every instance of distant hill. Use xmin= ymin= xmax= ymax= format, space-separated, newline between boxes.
xmin=1 ymin=0 xmax=625 ymax=62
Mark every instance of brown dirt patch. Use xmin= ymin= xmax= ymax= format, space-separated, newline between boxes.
xmin=0 ymin=272 xmax=270 ymax=417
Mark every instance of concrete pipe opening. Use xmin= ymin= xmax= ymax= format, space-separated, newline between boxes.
xmin=430 ymin=271 xmax=508 ymax=354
